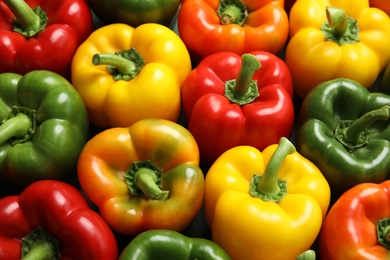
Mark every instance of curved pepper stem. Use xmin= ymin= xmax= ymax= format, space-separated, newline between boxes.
xmin=249 ymin=137 xmax=295 ymax=202
xmin=92 ymin=48 xmax=145 ymax=81
xmin=224 ymin=54 xmax=261 ymax=105
xmin=334 ymin=105 xmax=389 ymax=152
xmin=296 ymin=249 xmax=316 ymax=260
xmin=0 ymin=106 xmax=35 ymax=146
xmin=22 ymin=226 xmax=60 ymax=260
xmin=124 ymin=160 xmax=169 ymax=200
xmin=377 ymin=217 xmax=390 ymax=249
xmin=4 ymin=0 xmax=47 ymax=38
xmin=321 ymin=6 xmax=359 ymax=46
xmin=217 ymin=0 xmax=248 ymax=26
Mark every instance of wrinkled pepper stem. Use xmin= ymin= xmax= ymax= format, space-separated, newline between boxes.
xmin=321 ymin=6 xmax=359 ymax=45
xmin=124 ymin=160 xmax=169 ymax=200
xmin=217 ymin=0 xmax=248 ymax=26
xmin=377 ymin=217 xmax=390 ymax=249
xmin=0 ymin=108 xmax=35 ymax=146
xmin=334 ymin=105 xmax=389 ymax=152
xmin=249 ymin=137 xmax=295 ymax=202
xmin=224 ymin=54 xmax=261 ymax=105
xmin=22 ymin=226 xmax=60 ymax=260
xmin=4 ymin=0 xmax=47 ymax=38
xmin=92 ymin=48 xmax=145 ymax=81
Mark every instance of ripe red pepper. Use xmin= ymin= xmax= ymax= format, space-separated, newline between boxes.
xmin=0 ymin=180 xmax=118 ymax=260
xmin=0 ymin=0 xmax=93 ymax=79
xmin=181 ymin=51 xmax=294 ymax=165
xmin=320 ymin=180 xmax=390 ymax=259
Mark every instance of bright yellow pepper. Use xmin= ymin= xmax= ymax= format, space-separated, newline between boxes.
xmin=204 ymin=137 xmax=330 ymax=260
xmin=71 ymin=23 xmax=191 ymax=128
xmin=285 ymin=0 xmax=390 ymax=98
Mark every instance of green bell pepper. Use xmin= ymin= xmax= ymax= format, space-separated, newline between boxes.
xmin=88 ymin=0 xmax=181 ymax=28
xmin=296 ymin=78 xmax=390 ymax=199
xmin=118 ymin=229 xmax=232 ymax=260
xmin=0 ymin=70 xmax=89 ymax=187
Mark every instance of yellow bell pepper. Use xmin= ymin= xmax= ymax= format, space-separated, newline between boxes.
xmin=285 ymin=0 xmax=390 ymax=98
xmin=71 ymin=23 xmax=191 ymax=128
xmin=204 ymin=137 xmax=330 ymax=260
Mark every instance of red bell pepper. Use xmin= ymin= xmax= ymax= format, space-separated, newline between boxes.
xmin=0 ymin=0 xmax=93 ymax=79
xmin=181 ymin=51 xmax=294 ymax=165
xmin=320 ymin=180 xmax=390 ymax=259
xmin=0 ymin=180 xmax=118 ymax=260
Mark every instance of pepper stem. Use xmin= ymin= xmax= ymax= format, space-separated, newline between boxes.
xmin=249 ymin=137 xmax=295 ymax=202
xmin=22 ymin=226 xmax=60 ymax=260
xmin=92 ymin=48 xmax=145 ymax=81
xmin=124 ymin=160 xmax=169 ymax=200
xmin=296 ymin=249 xmax=316 ymax=260
xmin=321 ymin=6 xmax=359 ymax=46
xmin=224 ymin=54 xmax=261 ymax=105
xmin=334 ymin=105 xmax=389 ymax=152
xmin=377 ymin=217 xmax=390 ymax=249
xmin=0 ymin=106 xmax=35 ymax=146
xmin=217 ymin=0 xmax=248 ymax=26
xmin=4 ymin=0 xmax=47 ymax=38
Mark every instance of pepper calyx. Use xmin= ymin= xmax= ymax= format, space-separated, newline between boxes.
xmin=377 ymin=217 xmax=390 ymax=249
xmin=92 ymin=48 xmax=145 ymax=81
xmin=124 ymin=160 xmax=169 ymax=200
xmin=217 ymin=0 xmax=248 ymax=26
xmin=21 ymin=226 xmax=60 ymax=260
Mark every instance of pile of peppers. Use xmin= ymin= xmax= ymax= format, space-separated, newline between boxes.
xmin=2 ymin=0 xmax=390 ymax=259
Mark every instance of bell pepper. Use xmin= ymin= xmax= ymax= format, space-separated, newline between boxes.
xmin=204 ymin=137 xmax=330 ymax=260
xmin=0 ymin=0 xmax=93 ymax=79
xmin=0 ymin=70 xmax=89 ymax=187
xmin=379 ymin=60 xmax=390 ymax=94
xmin=296 ymin=78 xmax=390 ymax=199
xmin=118 ymin=229 xmax=232 ymax=260
xmin=181 ymin=52 xmax=294 ymax=165
xmin=0 ymin=180 xmax=118 ymax=260
xmin=319 ymin=180 xmax=390 ymax=260
xmin=286 ymin=2 xmax=390 ymax=98
xmin=177 ymin=0 xmax=289 ymax=61
xmin=88 ymin=0 xmax=181 ymax=28
xmin=71 ymin=23 xmax=191 ymax=128
xmin=370 ymin=0 xmax=390 ymax=17
xmin=77 ymin=118 xmax=204 ymax=235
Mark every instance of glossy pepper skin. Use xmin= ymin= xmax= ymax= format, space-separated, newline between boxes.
xmin=0 ymin=0 xmax=93 ymax=79
xmin=296 ymin=78 xmax=390 ymax=198
xmin=204 ymin=138 xmax=330 ymax=260
xmin=286 ymin=1 xmax=390 ymax=98
xmin=177 ymin=0 xmax=289 ymax=60
xmin=71 ymin=23 xmax=191 ymax=128
xmin=77 ymin=118 xmax=204 ymax=236
xmin=119 ymin=229 xmax=232 ymax=260
xmin=0 ymin=180 xmax=118 ymax=260
xmin=320 ymin=180 xmax=390 ymax=260
xmin=181 ymin=52 xmax=294 ymax=166
xmin=89 ymin=0 xmax=181 ymax=28
xmin=0 ymin=70 xmax=89 ymax=187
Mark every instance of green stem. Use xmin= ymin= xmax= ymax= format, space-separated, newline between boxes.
xmin=92 ymin=54 xmax=136 ymax=75
xmin=134 ymin=168 xmax=169 ymax=200
xmin=0 ymin=113 xmax=32 ymax=145
xmin=4 ymin=0 xmax=47 ymax=37
xmin=257 ymin=137 xmax=295 ymax=197
xmin=124 ymin=160 xmax=169 ymax=200
xmin=334 ymin=105 xmax=389 ymax=152
xmin=326 ymin=6 xmax=348 ymax=37
xmin=217 ymin=0 xmax=248 ymax=26
xmin=224 ymin=54 xmax=261 ymax=105
xmin=249 ymin=137 xmax=295 ymax=202
xmin=92 ymin=48 xmax=145 ymax=81
xmin=22 ymin=226 xmax=60 ymax=260
xmin=296 ymin=250 xmax=316 ymax=260
xmin=377 ymin=217 xmax=390 ymax=249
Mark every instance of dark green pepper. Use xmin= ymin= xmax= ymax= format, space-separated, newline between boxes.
xmin=296 ymin=78 xmax=390 ymax=199
xmin=119 ymin=229 xmax=232 ymax=260
xmin=0 ymin=70 xmax=89 ymax=187
xmin=89 ymin=0 xmax=181 ymax=28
